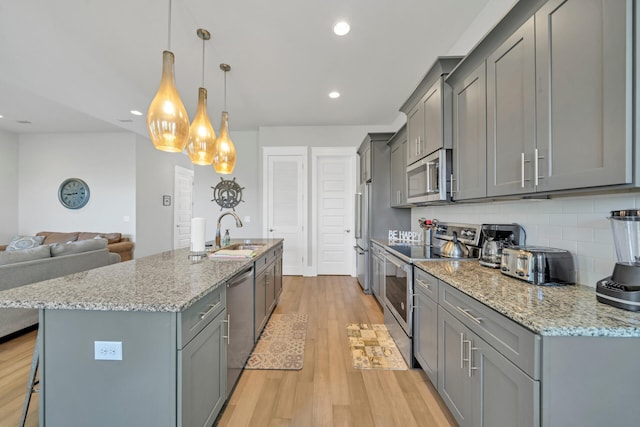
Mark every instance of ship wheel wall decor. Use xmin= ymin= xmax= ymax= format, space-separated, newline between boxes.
xmin=212 ymin=177 xmax=245 ymax=211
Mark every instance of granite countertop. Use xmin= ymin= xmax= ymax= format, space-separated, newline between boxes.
xmin=416 ymin=260 xmax=640 ymax=338
xmin=0 ymin=239 xmax=283 ymax=313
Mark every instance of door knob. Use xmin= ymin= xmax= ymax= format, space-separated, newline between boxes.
xmin=345 ymin=229 xmax=351 ymax=233
xmin=269 ymin=228 xmax=275 ymax=232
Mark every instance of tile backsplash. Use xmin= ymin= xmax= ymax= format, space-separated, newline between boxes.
xmin=411 ymin=192 xmax=640 ymax=287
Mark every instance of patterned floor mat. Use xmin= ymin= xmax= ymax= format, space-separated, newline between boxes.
xmin=245 ymin=313 xmax=308 ymax=370
xmin=347 ymin=323 xmax=408 ymax=370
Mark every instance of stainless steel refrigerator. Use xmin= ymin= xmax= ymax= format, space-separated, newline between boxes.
xmin=354 ymin=132 xmax=410 ymax=293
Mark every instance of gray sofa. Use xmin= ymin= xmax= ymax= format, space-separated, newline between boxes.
xmin=0 ymin=239 xmax=120 ymax=339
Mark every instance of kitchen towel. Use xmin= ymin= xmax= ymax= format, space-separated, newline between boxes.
xmin=190 ymin=217 xmax=207 ymax=253
xmin=209 ymin=249 xmax=255 ymax=259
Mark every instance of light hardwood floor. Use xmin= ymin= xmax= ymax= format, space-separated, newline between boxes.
xmin=0 ymin=276 xmax=456 ymax=427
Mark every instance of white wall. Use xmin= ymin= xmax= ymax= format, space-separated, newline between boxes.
xmin=412 ymin=191 xmax=639 ymax=288
xmin=446 ymin=0 xmax=518 ymax=56
xmin=18 ymin=132 xmax=136 ymax=240
xmin=192 ymin=130 xmax=262 ymax=243
xmin=0 ymin=130 xmax=19 ymax=244
xmin=135 ymin=134 xmax=194 ymax=258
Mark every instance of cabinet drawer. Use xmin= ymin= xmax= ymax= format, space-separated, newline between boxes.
xmin=179 ymin=284 xmax=226 ymax=348
xmin=255 ymin=246 xmax=278 ymax=272
xmin=414 ymin=267 xmax=438 ymax=302
xmin=439 ymin=282 xmax=540 ymax=379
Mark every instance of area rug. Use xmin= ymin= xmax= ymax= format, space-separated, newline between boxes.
xmin=347 ymin=323 xmax=408 ymax=370
xmin=245 ymin=313 xmax=308 ymax=370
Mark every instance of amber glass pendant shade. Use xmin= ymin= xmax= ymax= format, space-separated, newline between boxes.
xmin=147 ymin=51 xmax=190 ymax=152
xmin=213 ymin=111 xmax=236 ymax=174
xmin=186 ymin=88 xmax=216 ymax=165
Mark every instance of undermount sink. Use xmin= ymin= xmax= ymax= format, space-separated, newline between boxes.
xmin=214 ymin=242 xmax=266 ymax=252
xmin=229 ymin=243 xmax=265 ymax=251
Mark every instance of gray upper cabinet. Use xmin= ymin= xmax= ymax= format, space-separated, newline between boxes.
xmin=486 ymin=16 xmax=536 ymax=197
xmin=389 ymin=125 xmax=408 ymax=207
xmin=449 ymin=0 xmax=633 ymax=200
xmin=401 ymin=57 xmax=462 ymax=166
xmin=451 ymin=62 xmax=487 ymax=201
xmin=359 ymin=142 xmax=372 ymax=183
xmin=535 ymin=0 xmax=633 ymax=191
xmin=406 ymin=100 xmax=426 ymax=165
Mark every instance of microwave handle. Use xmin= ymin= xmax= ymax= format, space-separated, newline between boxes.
xmin=425 ymin=160 xmax=433 ymax=193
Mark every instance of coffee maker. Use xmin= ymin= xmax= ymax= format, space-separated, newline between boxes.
xmin=479 ymin=224 xmax=525 ymax=268
xmin=596 ymin=210 xmax=640 ymax=311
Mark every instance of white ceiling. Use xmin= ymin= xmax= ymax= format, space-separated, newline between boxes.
xmin=0 ymin=0 xmax=498 ymax=137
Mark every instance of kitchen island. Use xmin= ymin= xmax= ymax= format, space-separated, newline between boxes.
xmin=415 ymin=259 xmax=640 ymax=427
xmin=0 ymin=239 xmax=283 ymax=427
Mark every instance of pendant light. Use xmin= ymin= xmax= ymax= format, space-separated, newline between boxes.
xmin=213 ymin=63 xmax=237 ymax=174
xmin=146 ymin=0 xmax=190 ymax=152
xmin=186 ymin=29 xmax=216 ymax=165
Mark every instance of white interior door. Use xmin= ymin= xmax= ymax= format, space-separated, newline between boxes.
xmin=173 ymin=166 xmax=194 ymax=249
xmin=312 ymin=149 xmax=356 ymax=275
xmin=263 ymin=147 xmax=307 ymax=276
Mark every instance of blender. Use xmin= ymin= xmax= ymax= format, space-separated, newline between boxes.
xmin=596 ymin=209 xmax=640 ymax=311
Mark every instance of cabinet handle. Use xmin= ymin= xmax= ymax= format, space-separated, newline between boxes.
xmin=535 ymin=148 xmax=544 ymax=185
xmin=460 ymin=332 xmax=465 ymax=369
xmin=468 ymin=340 xmax=478 ymax=378
xmin=199 ymin=303 xmax=218 ymax=319
xmin=416 ymin=279 xmax=430 ymax=291
xmin=223 ymin=314 xmax=230 ymax=345
xmin=450 ymin=174 xmax=456 ymax=195
xmin=521 ymin=152 xmax=532 ymax=188
xmin=455 ymin=305 xmax=483 ymax=324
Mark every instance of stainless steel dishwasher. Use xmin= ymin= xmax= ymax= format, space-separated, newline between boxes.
xmin=225 ymin=265 xmax=254 ymax=397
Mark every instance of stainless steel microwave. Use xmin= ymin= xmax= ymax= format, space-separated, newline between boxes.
xmin=406 ymin=148 xmax=452 ymax=204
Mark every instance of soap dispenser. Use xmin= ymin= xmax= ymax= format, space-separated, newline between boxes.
xmin=223 ymin=229 xmax=230 ymax=247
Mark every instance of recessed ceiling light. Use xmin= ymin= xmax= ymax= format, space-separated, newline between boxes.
xmin=0 ymin=115 xmax=3 ymax=118
xmin=329 ymin=91 xmax=340 ymax=99
xmin=130 ymin=110 xmax=143 ymax=116
xmin=333 ymin=21 xmax=350 ymax=36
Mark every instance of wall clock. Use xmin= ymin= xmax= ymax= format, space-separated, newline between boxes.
xmin=58 ymin=178 xmax=90 ymax=209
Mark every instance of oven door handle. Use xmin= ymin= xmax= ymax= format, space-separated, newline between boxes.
xmin=382 ymin=253 xmax=410 ymax=273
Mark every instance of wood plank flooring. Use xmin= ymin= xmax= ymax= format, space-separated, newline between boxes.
xmin=0 ymin=275 xmax=456 ymax=427
xmin=217 ymin=275 xmax=456 ymax=427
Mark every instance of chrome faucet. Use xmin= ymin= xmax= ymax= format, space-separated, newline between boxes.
xmin=215 ymin=211 xmax=243 ymax=248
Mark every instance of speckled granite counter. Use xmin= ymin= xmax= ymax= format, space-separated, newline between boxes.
xmin=0 ymin=239 xmax=283 ymax=312
xmin=415 ymin=260 xmax=640 ymax=337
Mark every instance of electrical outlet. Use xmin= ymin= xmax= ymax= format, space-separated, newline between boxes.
xmin=94 ymin=341 xmax=123 ymax=361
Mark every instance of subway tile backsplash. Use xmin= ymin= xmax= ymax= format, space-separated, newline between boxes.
xmin=411 ymin=192 xmax=640 ymax=287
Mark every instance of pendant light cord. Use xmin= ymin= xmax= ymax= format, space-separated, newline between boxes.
xmin=167 ymin=0 xmax=172 ymax=51
xmin=201 ymin=37 xmax=205 ymax=87
xmin=224 ymin=70 xmax=227 ymax=111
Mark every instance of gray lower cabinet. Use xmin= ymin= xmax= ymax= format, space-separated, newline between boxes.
xmin=437 ymin=280 xmax=540 ymax=427
xmin=40 ymin=284 xmax=228 ymax=427
xmin=370 ymin=243 xmax=385 ymax=306
xmin=254 ymin=243 xmax=283 ymax=340
xmin=178 ymin=309 xmax=227 ymax=427
xmin=451 ymin=62 xmax=487 ymax=201
xmin=438 ymin=306 xmax=539 ymax=427
xmin=413 ymin=268 xmax=438 ymax=385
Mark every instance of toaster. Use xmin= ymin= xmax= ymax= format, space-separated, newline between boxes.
xmin=500 ymin=246 xmax=576 ymax=285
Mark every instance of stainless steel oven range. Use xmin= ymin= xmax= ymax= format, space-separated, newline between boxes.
xmin=381 ymin=222 xmax=483 ymax=368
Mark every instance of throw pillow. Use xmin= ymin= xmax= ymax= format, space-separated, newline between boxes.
xmin=5 ymin=235 xmax=46 ymax=252
xmin=0 ymin=245 xmax=51 ymax=265
xmin=50 ymin=238 xmax=108 ymax=257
